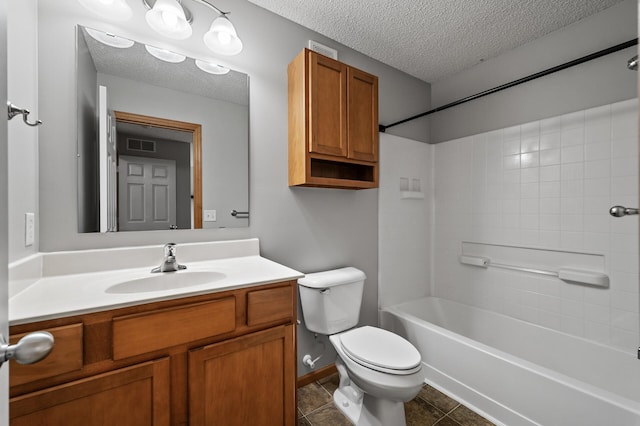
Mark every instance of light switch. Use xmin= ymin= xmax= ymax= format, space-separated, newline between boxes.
xmin=203 ymin=210 xmax=217 ymax=222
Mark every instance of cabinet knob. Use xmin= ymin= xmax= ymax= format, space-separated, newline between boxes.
xmin=609 ymin=205 xmax=639 ymax=217
xmin=0 ymin=331 xmax=55 ymax=367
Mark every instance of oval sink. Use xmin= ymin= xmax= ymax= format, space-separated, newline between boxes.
xmin=105 ymin=271 xmax=225 ymax=294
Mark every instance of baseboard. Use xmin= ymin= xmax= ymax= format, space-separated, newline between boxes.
xmin=297 ymin=363 xmax=337 ymax=388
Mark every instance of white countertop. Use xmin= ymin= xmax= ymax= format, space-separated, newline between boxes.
xmin=9 ymin=240 xmax=303 ymax=325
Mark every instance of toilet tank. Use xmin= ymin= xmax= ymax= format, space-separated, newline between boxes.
xmin=298 ymin=267 xmax=365 ymax=335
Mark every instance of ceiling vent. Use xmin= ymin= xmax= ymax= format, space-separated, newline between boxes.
xmin=308 ymin=40 xmax=338 ymax=60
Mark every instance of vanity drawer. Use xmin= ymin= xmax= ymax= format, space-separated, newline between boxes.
xmin=10 ymin=323 xmax=84 ymax=387
xmin=246 ymin=285 xmax=294 ymax=327
xmin=112 ymin=297 xmax=236 ymax=360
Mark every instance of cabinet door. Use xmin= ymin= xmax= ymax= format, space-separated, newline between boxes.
xmin=308 ymin=52 xmax=348 ymax=158
xmin=189 ymin=325 xmax=295 ymax=426
xmin=10 ymin=358 xmax=170 ymax=426
xmin=347 ymin=67 xmax=379 ymax=162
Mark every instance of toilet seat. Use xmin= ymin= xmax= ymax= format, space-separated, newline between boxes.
xmin=338 ymin=326 xmax=421 ymax=375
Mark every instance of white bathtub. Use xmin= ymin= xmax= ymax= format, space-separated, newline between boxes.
xmin=380 ymin=297 xmax=640 ymax=426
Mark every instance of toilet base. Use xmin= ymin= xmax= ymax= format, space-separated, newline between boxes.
xmin=359 ymin=393 xmax=407 ymax=426
xmin=333 ymin=387 xmax=363 ymax=424
xmin=333 ymin=388 xmax=407 ymax=426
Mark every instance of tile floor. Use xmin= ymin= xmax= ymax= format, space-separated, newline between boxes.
xmin=297 ymin=373 xmax=495 ymax=426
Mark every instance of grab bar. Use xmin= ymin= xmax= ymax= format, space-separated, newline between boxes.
xmin=459 ymin=255 xmax=609 ymax=288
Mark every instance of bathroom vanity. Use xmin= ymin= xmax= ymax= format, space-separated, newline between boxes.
xmin=8 ymin=239 xmax=302 ymax=426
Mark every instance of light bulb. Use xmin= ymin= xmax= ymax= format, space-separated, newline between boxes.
xmin=195 ymin=59 xmax=230 ymax=75
xmin=217 ymin=32 xmax=231 ymax=45
xmin=85 ymin=27 xmax=134 ymax=48
xmin=162 ymin=10 xmax=178 ymax=28
xmin=203 ymin=15 xmax=243 ymax=56
xmin=145 ymin=44 xmax=186 ymax=63
xmin=145 ymin=0 xmax=192 ymax=40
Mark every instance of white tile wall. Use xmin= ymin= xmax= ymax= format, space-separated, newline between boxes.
xmin=433 ymin=98 xmax=639 ymax=354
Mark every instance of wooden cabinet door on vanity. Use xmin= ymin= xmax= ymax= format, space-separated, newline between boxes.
xmin=10 ymin=358 xmax=170 ymax=426
xmin=189 ymin=325 xmax=296 ymax=426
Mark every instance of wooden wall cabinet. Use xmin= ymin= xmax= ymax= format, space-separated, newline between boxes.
xmin=288 ymin=49 xmax=379 ymax=189
xmin=9 ymin=281 xmax=297 ymax=426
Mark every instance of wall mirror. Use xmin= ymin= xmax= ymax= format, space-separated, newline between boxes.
xmin=76 ymin=25 xmax=249 ymax=233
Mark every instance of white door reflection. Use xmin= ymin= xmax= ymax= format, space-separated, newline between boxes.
xmin=118 ymin=156 xmax=177 ymax=231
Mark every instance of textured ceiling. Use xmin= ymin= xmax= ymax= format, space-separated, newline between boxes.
xmin=248 ymin=0 xmax=625 ymax=83
xmin=82 ymin=27 xmax=249 ymax=106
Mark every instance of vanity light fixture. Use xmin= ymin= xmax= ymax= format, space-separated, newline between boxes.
xmin=144 ymin=0 xmax=193 ymax=40
xmin=203 ymin=14 xmax=243 ymax=56
xmin=78 ymin=0 xmax=133 ymax=21
xmin=142 ymin=0 xmax=243 ymax=56
xmin=145 ymin=45 xmax=187 ymax=63
xmin=195 ymin=59 xmax=229 ymax=75
xmin=79 ymin=0 xmax=244 ymax=55
xmin=85 ymin=28 xmax=135 ymax=48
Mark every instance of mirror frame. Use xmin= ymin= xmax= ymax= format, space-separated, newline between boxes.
xmin=114 ymin=111 xmax=203 ymax=229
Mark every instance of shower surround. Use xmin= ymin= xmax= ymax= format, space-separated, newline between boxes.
xmin=433 ymin=98 xmax=639 ymax=354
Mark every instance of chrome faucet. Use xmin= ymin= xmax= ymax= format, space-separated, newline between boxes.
xmin=151 ymin=243 xmax=187 ymax=273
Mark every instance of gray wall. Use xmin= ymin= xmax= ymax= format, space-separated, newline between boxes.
xmin=35 ymin=0 xmax=430 ymax=374
xmin=7 ymin=0 xmax=38 ymax=262
xmin=430 ymin=0 xmax=637 ymax=143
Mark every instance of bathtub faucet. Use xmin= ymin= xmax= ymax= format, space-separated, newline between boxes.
xmin=151 ymin=243 xmax=187 ymax=273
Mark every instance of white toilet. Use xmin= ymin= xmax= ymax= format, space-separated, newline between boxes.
xmin=298 ymin=267 xmax=424 ymax=426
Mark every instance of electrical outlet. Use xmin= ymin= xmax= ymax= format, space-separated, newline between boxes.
xmin=25 ymin=212 xmax=35 ymax=246
xmin=203 ymin=210 xmax=217 ymax=222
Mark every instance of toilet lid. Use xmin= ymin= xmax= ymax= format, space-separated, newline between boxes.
xmin=339 ymin=326 xmax=421 ymax=374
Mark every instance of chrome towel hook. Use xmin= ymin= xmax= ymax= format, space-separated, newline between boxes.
xmin=7 ymin=101 xmax=42 ymax=127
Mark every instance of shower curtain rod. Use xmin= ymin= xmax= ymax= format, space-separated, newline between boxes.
xmin=378 ymin=38 xmax=638 ymax=132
